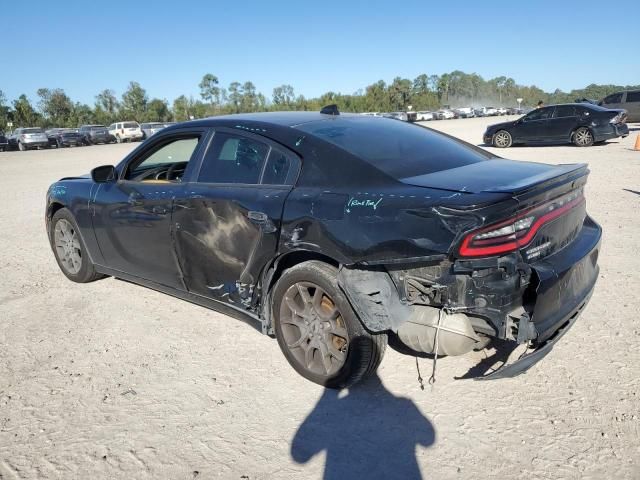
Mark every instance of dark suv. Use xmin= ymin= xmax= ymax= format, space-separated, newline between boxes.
xmin=78 ymin=125 xmax=114 ymax=145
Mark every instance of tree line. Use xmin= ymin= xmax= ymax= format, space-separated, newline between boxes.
xmin=1 ymin=71 xmax=638 ymax=129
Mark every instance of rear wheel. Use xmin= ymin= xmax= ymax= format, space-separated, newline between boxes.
xmin=573 ymin=127 xmax=594 ymax=147
xmin=18 ymin=141 xmax=26 ymax=151
xmin=49 ymin=208 xmax=105 ymax=283
xmin=272 ymin=261 xmax=386 ymax=388
xmin=116 ymin=135 xmax=122 ymax=144
xmin=492 ymin=130 xmax=512 ymax=148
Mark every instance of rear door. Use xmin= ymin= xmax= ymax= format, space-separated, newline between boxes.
xmin=546 ymin=105 xmax=578 ymax=142
xmin=173 ymin=128 xmax=300 ymax=307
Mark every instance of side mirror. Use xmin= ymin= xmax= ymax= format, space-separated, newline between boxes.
xmin=91 ymin=165 xmax=117 ymax=183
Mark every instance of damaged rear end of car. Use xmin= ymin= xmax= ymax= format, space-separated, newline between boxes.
xmin=334 ymin=159 xmax=601 ymax=379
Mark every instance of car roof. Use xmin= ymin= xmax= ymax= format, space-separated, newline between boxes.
xmin=183 ymin=111 xmax=361 ymax=129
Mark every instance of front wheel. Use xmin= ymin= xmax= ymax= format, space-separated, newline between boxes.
xmin=272 ymin=261 xmax=387 ymax=389
xmin=573 ymin=127 xmax=594 ymax=147
xmin=492 ymin=130 xmax=512 ymax=148
xmin=116 ymin=135 xmax=122 ymax=144
xmin=18 ymin=141 xmax=26 ymax=151
xmin=49 ymin=208 xmax=105 ymax=283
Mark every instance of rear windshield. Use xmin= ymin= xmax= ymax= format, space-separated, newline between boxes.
xmin=123 ymin=122 xmax=139 ymax=128
xmin=89 ymin=125 xmax=106 ymax=130
xmin=296 ymin=117 xmax=490 ymax=178
xmin=23 ymin=128 xmax=44 ymax=134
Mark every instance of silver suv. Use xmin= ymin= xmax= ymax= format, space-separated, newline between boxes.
xmin=10 ymin=128 xmax=50 ymax=151
xmin=600 ymin=90 xmax=640 ymax=122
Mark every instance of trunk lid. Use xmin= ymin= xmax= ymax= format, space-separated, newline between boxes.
xmin=401 ymin=158 xmax=587 ymax=195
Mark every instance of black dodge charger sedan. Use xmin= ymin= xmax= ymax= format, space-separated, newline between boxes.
xmin=46 ymin=109 xmax=601 ymax=388
xmin=484 ymin=103 xmax=628 ymax=147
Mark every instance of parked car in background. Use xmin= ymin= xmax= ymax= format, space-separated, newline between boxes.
xmin=416 ymin=111 xmax=434 ymax=121
xmin=8 ymin=127 xmax=50 ymax=151
xmin=434 ymin=109 xmax=455 ymax=120
xmin=484 ymin=103 xmax=628 ymax=148
xmin=45 ymin=109 xmax=602 ymax=387
xmin=360 ymin=112 xmax=381 ymax=117
xmin=46 ymin=128 xmax=82 ymax=148
xmin=79 ymin=125 xmax=113 ymax=145
xmin=453 ymin=107 xmax=474 ymax=118
xmin=140 ymin=122 xmax=167 ymax=140
xmin=599 ymin=90 xmax=640 ymax=122
xmin=108 ymin=121 xmax=143 ymax=143
xmin=163 ymin=122 xmax=177 ymax=127
xmin=496 ymin=107 xmax=508 ymax=115
xmin=0 ymin=131 xmax=8 ymax=152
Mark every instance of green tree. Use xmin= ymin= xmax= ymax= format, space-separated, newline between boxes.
xmin=95 ymin=89 xmax=119 ymax=124
xmin=121 ymin=81 xmax=148 ymax=121
xmin=199 ymin=73 xmax=221 ymax=113
xmin=0 ymin=90 xmax=10 ymax=129
xmin=227 ymin=82 xmax=242 ymax=113
xmin=146 ymin=98 xmax=171 ymax=121
xmin=272 ymin=84 xmax=295 ymax=109
xmin=36 ymin=88 xmax=74 ymax=126
xmin=12 ymin=95 xmax=40 ymax=127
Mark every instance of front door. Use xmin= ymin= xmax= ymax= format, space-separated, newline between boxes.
xmin=173 ymin=128 xmax=300 ymax=307
xmin=92 ymin=131 xmax=206 ymax=288
xmin=511 ymin=107 xmax=553 ymax=143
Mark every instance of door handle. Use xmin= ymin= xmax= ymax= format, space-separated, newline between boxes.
xmin=247 ymin=211 xmax=268 ymax=224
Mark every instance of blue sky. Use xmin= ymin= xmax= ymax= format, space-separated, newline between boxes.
xmin=3 ymin=0 xmax=638 ymax=105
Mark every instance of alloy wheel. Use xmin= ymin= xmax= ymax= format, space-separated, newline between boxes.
xmin=574 ymin=128 xmax=593 ymax=146
xmin=279 ymin=282 xmax=349 ymax=377
xmin=494 ymin=131 xmax=511 ymax=147
xmin=54 ymin=219 xmax=82 ymax=274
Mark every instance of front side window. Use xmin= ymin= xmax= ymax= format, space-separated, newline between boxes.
xmin=125 ymin=137 xmax=200 ymax=182
xmin=198 ymin=132 xmax=269 ymax=184
xmin=523 ymin=107 xmax=552 ymax=122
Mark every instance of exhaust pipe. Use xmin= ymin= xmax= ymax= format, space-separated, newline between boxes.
xmin=395 ymin=306 xmax=480 ymax=356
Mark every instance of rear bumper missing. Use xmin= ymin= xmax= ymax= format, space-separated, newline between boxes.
xmin=476 ymin=284 xmax=594 ymax=380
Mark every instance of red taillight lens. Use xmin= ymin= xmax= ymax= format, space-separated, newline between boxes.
xmin=458 ymin=189 xmax=585 ymax=258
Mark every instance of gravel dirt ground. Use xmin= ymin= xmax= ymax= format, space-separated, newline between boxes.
xmin=1 ymin=117 xmax=639 ymax=480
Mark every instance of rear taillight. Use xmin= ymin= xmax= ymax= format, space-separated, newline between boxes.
xmin=610 ymin=111 xmax=627 ymax=124
xmin=458 ymin=189 xmax=585 ymax=258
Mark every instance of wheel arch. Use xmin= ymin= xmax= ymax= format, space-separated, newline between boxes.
xmin=258 ymin=249 xmax=341 ymax=334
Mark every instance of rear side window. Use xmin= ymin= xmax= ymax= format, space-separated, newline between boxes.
xmin=123 ymin=122 xmax=139 ymax=128
xmin=553 ymin=106 xmax=577 ymax=118
xmin=262 ymin=149 xmax=299 ymax=185
xmin=603 ymin=93 xmax=623 ymax=104
xmin=199 ymin=132 xmax=269 ymax=184
xmin=626 ymin=91 xmax=640 ymax=103
xmin=296 ymin=117 xmax=489 ymax=179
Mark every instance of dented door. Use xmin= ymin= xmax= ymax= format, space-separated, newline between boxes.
xmin=172 ymin=184 xmax=290 ymax=307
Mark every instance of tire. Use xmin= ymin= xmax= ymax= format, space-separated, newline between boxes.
xmin=49 ymin=208 xmax=105 ymax=283
xmin=116 ymin=135 xmax=122 ymax=144
xmin=56 ymin=140 xmax=63 ymax=149
xmin=573 ymin=127 xmax=594 ymax=147
xmin=272 ymin=260 xmax=387 ymax=389
xmin=18 ymin=141 xmax=26 ymax=151
xmin=492 ymin=130 xmax=512 ymax=148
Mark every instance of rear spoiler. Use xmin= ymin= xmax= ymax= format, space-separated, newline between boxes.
xmin=482 ymin=163 xmax=589 ymax=194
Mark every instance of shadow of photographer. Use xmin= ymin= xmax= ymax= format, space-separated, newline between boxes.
xmin=291 ymin=374 xmax=435 ymax=480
